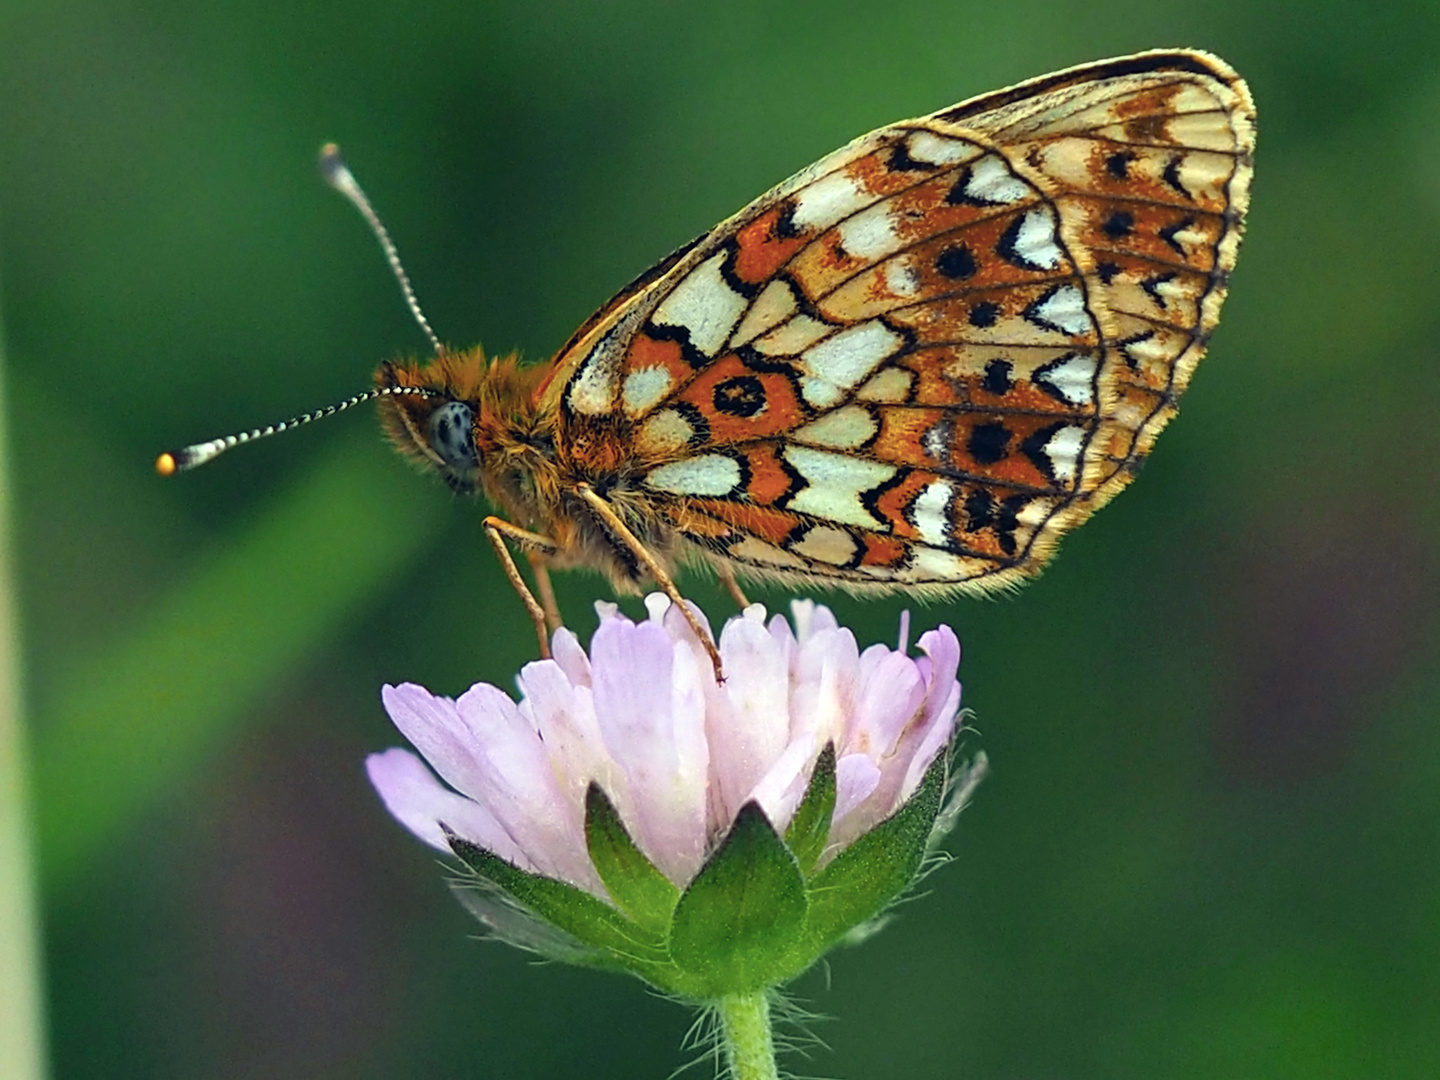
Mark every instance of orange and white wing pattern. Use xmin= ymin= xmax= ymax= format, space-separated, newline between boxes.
xmin=549 ymin=50 xmax=1255 ymax=594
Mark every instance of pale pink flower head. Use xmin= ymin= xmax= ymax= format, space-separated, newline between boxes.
xmin=367 ymin=595 xmax=963 ymax=898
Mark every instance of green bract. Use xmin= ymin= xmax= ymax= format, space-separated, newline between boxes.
xmin=446 ymin=741 xmax=956 ymax=1000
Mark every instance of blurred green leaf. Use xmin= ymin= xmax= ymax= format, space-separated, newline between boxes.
xmin=32 ymin=434 xmax=447 ymax=892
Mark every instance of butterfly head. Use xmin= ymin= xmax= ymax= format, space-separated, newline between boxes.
xmin=376 ymin=347 xmax=551 ymax=498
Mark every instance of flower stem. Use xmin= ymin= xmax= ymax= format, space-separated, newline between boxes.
xmin=717 ymin=991 xmax=778 ymax=1080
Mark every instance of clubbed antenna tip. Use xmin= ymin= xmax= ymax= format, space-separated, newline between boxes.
xmin=318 ymin=142 xmax=442 ymax=355
xmin=155 ymin=385 xmax=443 ymax=476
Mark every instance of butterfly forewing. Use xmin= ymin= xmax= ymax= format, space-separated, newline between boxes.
xmin=550 ymin=50 xmax=1254 ymax=594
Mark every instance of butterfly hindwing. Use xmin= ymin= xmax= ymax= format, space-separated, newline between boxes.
xmin=550 ymin=49 xmax=1254 ymax=593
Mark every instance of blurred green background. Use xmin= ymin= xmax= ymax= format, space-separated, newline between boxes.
xmin=3 ymin=0 xmax=1439 ymax=1076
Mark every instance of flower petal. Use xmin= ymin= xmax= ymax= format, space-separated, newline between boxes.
xmin=833 ymin=753 xmax=882 ymax=823
xmin=917 ymin=626 xmax=962 ymax=730
xmin=837 ymin=625 xmax=964 ymax=840
xmin=899 ymin=626 xmax=964 ymax=800
xmin=550 ymin=628 xmax=591 ymax=688
xmin=451 ymin=682 xmax=600 ymax=890
xmin=590 ymin=616 xmax=708 ymax=884
xmin=789 ymin=599 xmax=839 ymax=645
xmin=900 ymin=682 xmax=959 ymax=802
xmin=848 ymin=646 xmax=925 ymax=758
xmin=658 ymin=594 xmax=715 ymax=645
xmin=898 ymin=624 xmax=967 ymax=806
xmin=371 ymin=595 xmax=966 ymax=917
xmin=743 ymin=731 xmax=818 ymax=833
xmin=790 ymin=625 xmax=860 ymax=751
xmin=516 ymin=657 xmax=622 ymax=820
xmin=365 ymin=748 xmax=526 ymax=863
xmin=380 ymin=683 xmax=492 ymax=803
xmin=709 ymin=613 xmax=792 ymax=824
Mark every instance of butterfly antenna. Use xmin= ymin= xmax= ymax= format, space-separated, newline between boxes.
xmin=318 ymin=142 xmax=443 ymax=356
xmin=155 ymin=384 xmax=441 ymax=476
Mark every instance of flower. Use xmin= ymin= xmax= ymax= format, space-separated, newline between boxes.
xmin=366 ymin=595 xmax=973 ymax=998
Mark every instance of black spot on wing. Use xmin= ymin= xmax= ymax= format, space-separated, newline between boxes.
xmin=962 ymin=487 xmax=995 ymax=531
xmin=668 ymin=401 xmax=712 ymax=449
xmin=773 ymin=199 xmax=804 ymax=239
xmin=993 ymin=214 xmax=1031 ymax=269
xmin=735 ymin=342 xmax=801 ymax=375
xmin=1021 ymin=284 xmax=1090 ymax=336
xmin=943 ymin=163 xmax=1019 ymax=208
xmin=994 ymin=210 xmax=1062 ymax=271
xmin=1032 ymin=353 xmax=1092 ymax=406
xmin=968 ymin=300 xmax=1000 ymax=328
xmin=712 ymin=375 xmax=767 ymax=418
xmin=992 ymin=494 xmax=1029 ymax=556
xmin=716 ymin=239 xmax=763 ymax=300
xmin=982 ymin=359 xmax=1012 ymax=395
xmin=860 ymin=465 xmax=913 ymax=530
xmin=967 ymin=422 xmax=1011 ymax=465
xmin=1113 ymin=330 xmax=1154 ymax=371
xmin=1102 ymin=211 xmax=1134 ymax=239
xmin=935 ymin=243 xmax=978 ymax=280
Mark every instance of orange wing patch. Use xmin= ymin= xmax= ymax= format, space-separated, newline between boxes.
xmin=731 ymin=206 xmax=809 ymax=286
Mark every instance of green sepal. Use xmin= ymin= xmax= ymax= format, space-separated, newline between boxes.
xmin=448 ymin=878 xmax=618 ymax=968
xmin=444 ymin=831 xmax=670 ymax=973
xmin=584 ymin=782 xmax=679 ymax=935
xmin=441 ymin=747 xmax=961 ymax=1000
xmin=669 ymin=802 xmax=809 ymax=994
xmin=783 ymin=742 xmax=836 ymax=878
xmin=800 ymin=750 xmax=948 ymax=954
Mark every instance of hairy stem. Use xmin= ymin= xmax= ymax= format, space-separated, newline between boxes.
xmin=717 ymin=992 xmax=778 ymax=1080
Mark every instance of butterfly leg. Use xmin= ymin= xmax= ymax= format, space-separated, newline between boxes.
xmin=715 ymin=563 xmax=751 ymax=610
xmin=526 ymin=552 xmax=563 ymax=632
xmin=483 ymin=516 xmax=560 ymax=659
xmin=572 ymin=483 xmax=724 ymax=681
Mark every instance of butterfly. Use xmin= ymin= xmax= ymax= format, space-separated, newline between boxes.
xmin=160 ymin=49 xmax=1255 ymax=673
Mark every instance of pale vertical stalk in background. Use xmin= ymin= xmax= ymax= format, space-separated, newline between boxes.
xmin=0 ymin=288 xmax=49 ymax=1080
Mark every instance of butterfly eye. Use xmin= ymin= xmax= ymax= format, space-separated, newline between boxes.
xmin=428 ymin=401 xmax=479 ymax=470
